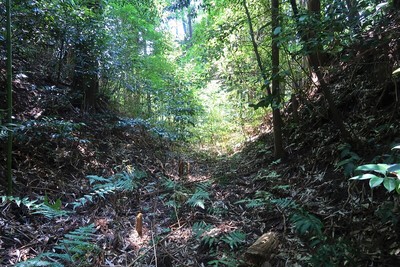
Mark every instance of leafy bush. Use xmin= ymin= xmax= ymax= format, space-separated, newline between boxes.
xmin=350 ymin=146 xmax=400 ymax=193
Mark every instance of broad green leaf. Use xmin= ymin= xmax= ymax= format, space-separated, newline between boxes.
xmin=369 ymin=177 xmax=384 ymax=188
xmin=350 ymin=173 xmax=379 ymax=180
xmin=355 ymin=164 xmax=390 ymax=175
xmin=388 ymin=164 xmax=400 ymax=173
xmin=383 ymin=178 xmax=396 ymax=192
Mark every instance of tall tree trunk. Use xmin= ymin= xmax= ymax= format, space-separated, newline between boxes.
xmin=290 ymin=0 xmax=352 ymax=142
xmin=271 ymin=0 xmax=285 ymax=158
xmin=73 ymin=40 xmax=99 ymax=112
xmin=6 ymin=0 xmax=13 ymax=195
xmin=243 ymin=0 xmax=284 ymax=158
xmin=73 ymin=0 xmax=102 ymax=112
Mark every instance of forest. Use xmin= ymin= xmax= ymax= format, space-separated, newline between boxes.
xmin=1 ymin=0 xmax=400 ymax=266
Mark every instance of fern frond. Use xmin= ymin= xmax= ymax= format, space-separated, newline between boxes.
xmin=186 ymin=187 xmax=210 ymax=209
xmin=192 ymin=221 xmax=212 ymax=238
xmin=1 ymin=196 xmax=68 ymax=219
xmin=271 ymin=197 xmax=298 ymax=209
xmin=32 ymin=204 xmax=69 ymax=219
xmin=221 ymin=230 xmax=246 ymax=249
xmin=290 ymin=211 xmax=323 ymax=236
xmin=73 ymin=170 xmax=145 ymax=209
xmin=16 ymin=224 xmax=98 ymax=267
xmin=235 ymin=198 xmax=267 ymax=208
xmin=162 ymin=178 xmax=177 ymax=189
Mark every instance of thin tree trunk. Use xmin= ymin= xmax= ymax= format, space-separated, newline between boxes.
xmin=57 ymin=37 xmax=65 ymax=83
xmin=6 ymin=0 xmax=13 ymax=195
xmin=188 ymin=8 xmax=193 ymax=40
xmin=271 ymin=0 xmax=285 ymax=158
xmin=243 ymin=0 xmax=284 ymax=158
xmin=291 ymin=93 xmax=300 ymax=124
xmin=243 ymin=0 xmax=271 ymax=95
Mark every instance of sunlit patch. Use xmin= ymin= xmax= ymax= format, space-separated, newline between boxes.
xmin=126 ymin=225 xmax=150 ymax=251
xmin=167 ymin=227 xmax=192 ymax=243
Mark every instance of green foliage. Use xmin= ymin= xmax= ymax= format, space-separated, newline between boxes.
xmin=191 ymin=220 xmax=245 ymax=267
xmin=1 ymin=196 xmax=69 ymax=219
xmin=235 ymin=190 xmax=273 ymax=208
xmin=235 ymin=188 xmax=352 ymax=266
xmin=220 ymin=230 xmax=246 ymax=249
xmin=235 ymin=198 xmax=267 ymax=208
xmin=186 ymin=182 xmax=211 ymax=209
xmin=270 ymin=197 xmax=299 ymax=210
xmin=72 ymin=170 xmax=146 ymax=209
xmin=192 ymin=221 xmax=217 ymax=247
xmin=375 ymin=201 xmax=399 ymax=225
xmin=290 ymin=211 xmax=323 ymax=236
xmin=309 ymin=237 xmax=352 ymax=267
xmin=14 ymin=119 xmax=87 ymax=143
xmin=44 ymin=194 xmax=62 ymax=210
xmin=0 ymin=124 xmax=9 ymax=140
xmin=192 ymin=221 xmax=246 ymax=249
xmin=351 ymin=163 xmax=400 ymax=192
xmin=336 ymin=143 xmax=361 ymax=177
xmin=350 ymin=146 xmax=400 ymax=193
xmin=16 ymin=224 xmax=98 ymax=267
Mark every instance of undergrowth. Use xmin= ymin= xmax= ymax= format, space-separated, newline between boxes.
xmin=1 ymin=167 xmax=146 ymax=266
xmin=15 ymin=224 xmax=98 ymax=267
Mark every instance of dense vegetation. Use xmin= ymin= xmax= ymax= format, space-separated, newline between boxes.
xmin=1 ymin=0 xmax=400 ymax=266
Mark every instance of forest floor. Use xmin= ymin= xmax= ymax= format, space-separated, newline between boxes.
xmin=1 ymin=73 xmax=400 ymax=267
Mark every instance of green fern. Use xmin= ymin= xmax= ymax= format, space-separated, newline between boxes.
xmin=186 ymin=187 xmax=210 ymax=209
xmin=290 ymin=211 xmax=323 ymax=236
xmin=192 ymin=221 xmax=218 ymax=247
xmin=72 ymin=170 xmax=145 ymax=209
xmin=192 ymin=221 xmax=213 ymax=237
xmin=186 ymin=183 xmax=211 ymax=209
xmin=220 ymin=230 xmax=246 ymax=249
xmin=192 ymin=221 xmax=246 ymax=250
xmin=16 ymin=224 xmax=98 ymax=267
xmin=55 ymin=224 xmax=98 ymax=261
xmin=1 ymin=196 xmax=68 ymax=219
xmin=270 ymin=197 xmax=299 ymax=210
xmin=235 ymin=198 xmax=266 ymax=208
xmin=162 ymin=177 xmax=180 ymax=190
